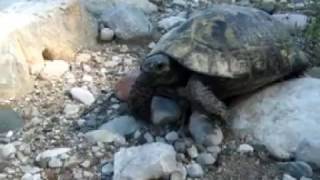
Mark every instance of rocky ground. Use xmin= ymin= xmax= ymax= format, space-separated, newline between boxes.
xmin=0 ymin=0 xmax=319 ymax=180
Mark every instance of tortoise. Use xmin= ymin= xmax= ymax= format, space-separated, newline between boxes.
xmin=128 ymin=4 xmax=313 ymax=122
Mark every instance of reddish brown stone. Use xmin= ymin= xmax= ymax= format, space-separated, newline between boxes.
xmin=115 ymin=69 xmax=141 ymax=101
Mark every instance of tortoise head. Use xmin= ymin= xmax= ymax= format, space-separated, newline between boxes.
xmin=139 ymin=53 xmax=182 ymax=87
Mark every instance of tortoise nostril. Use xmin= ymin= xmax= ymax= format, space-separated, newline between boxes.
xmin=156 ymin=63 xmax=164 ymax=70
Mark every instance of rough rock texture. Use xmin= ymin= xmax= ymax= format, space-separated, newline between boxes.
xmin=231 ymin=77 xmax=320 ymax=161
xmin=84 ymin=0 xmax=157 ymax=17
xmin=0 ymin=0 xmax=96 ymax=99
xmin=272 ymin=13 xmax=308 ymax=31
xmin=100 ymin=5 xmax=154 ymax=41
xmin=113 ymin=142 xmax=177 ymax=180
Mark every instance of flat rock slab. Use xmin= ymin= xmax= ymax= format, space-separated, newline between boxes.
xmin=0 ymin=0 xmax=96 ymax=99
xmin=231 ymin=77 xmax=320 ymax=166
xmin=113 ymin=142 xmax=177 ymax=180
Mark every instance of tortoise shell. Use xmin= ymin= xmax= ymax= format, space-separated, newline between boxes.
xmin=149 ymin=5 xmax=308 ymax=78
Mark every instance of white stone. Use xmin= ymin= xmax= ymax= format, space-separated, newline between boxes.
xmin=36 ymin=148 xmax=71 ymax=162
xmin=63 ymin=103 xmax=81 ymax=118
xmin=144 ymin=132 xmax=154 ymax=143
xmin=231 ymin=77 xmax=320 ymax=160
xmin=0 ymin=143 xmax=16 ymax=159
xmin=113 ymin=142 xmax=177 ymax=180
xmin=48 ymin=157 xmax=63 ymax=168
xmin=21 ymin=173 xmax=33 ymax=180
xmin=187 ymin=145 xmax=198 ymax=159
xmin=82 ymin=74 xmax=93 ymax=82
xmin=186 ymin=163 xmax=204 ymax=178
xmin=80 ymin=160 xmax=91 ymax=168
xmin=76 ymin=53 xmax=91 ymax=63
xmin=100 ymin=28 xmax=114 ymax=41
xmin=39 ymin=60 xmax=70 ymax=80
xmin=238 ymin=144 xmax=254 ymax=154
xmin=165 ymin=131 xmax=179 ymax=142
xmin=20 ymin=166 xmax=41 ymax=174
xmin=82 ymin=64 xmax=91 ymax=72
xmin=70 ymin=87 xmax=95 ymax=106
xmin=84 ymin=130 xmax=126 ymax=144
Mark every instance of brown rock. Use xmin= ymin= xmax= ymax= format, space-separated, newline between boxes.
xmin=115 ymin=70 xmax=140 ymax=101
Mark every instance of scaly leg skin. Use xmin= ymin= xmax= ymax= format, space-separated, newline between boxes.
xmin=186 ymin=75 xmax=229 ymax=121
xmin=127 ymin=81 xmax=155 ymax=121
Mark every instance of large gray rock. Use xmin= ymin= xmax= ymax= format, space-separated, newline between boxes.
xmin=231 ymin=77 xmax=320 ymax=163
xmin=295 ymin=139 xmax=320 ymax=168
xmin=113 ymin=142 xmax=177 ymax=180
xmin=84 ymin=0 xmax=157 ymax=17
xmin=0 ymin=0 xmax=96 ymax=99
xmin=100 ymin=5 xmax=153 ymax=41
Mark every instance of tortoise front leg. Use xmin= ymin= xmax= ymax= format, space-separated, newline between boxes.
xmin=127 ymin=81 xmax=155 ymax=121
xmin=186 ymin=75 xmax=229 ymax=121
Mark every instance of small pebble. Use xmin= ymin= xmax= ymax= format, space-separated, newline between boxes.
xmin=207 ymin=146 xmax=221 ymax=155
xmin=197 ymin=153 xmax=216 ymax=165
xmin=165 ymin=131 xmax=179 ymax=142
xmin=186 ymin=163 xmax=204 ymax=178
xmin=237 ymin=144 xmax=254 ymax=154
xmin=144 ymin=132 xmax=154 ymax=143
xmin=48 ymin=158 xmax=63 ymax=168
xmin=70 ymin=87 xmax=95 ymax=106
xmin=101 ymin=163 xmax=113 ymax=176
xmin=134 ymin=130 xmax=142 ymax=139
xmin=174 ymin=141 xmax=187 ymax=153
xmin=100 ymin=28 xmax=114 ymax=41
xmin=81 ymin=160 xmax=91 ymax=168
xmin=76 ymin=53 xmax=91 ymax=63
xmin=187 ymin=145 xmax=198 ymax=159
